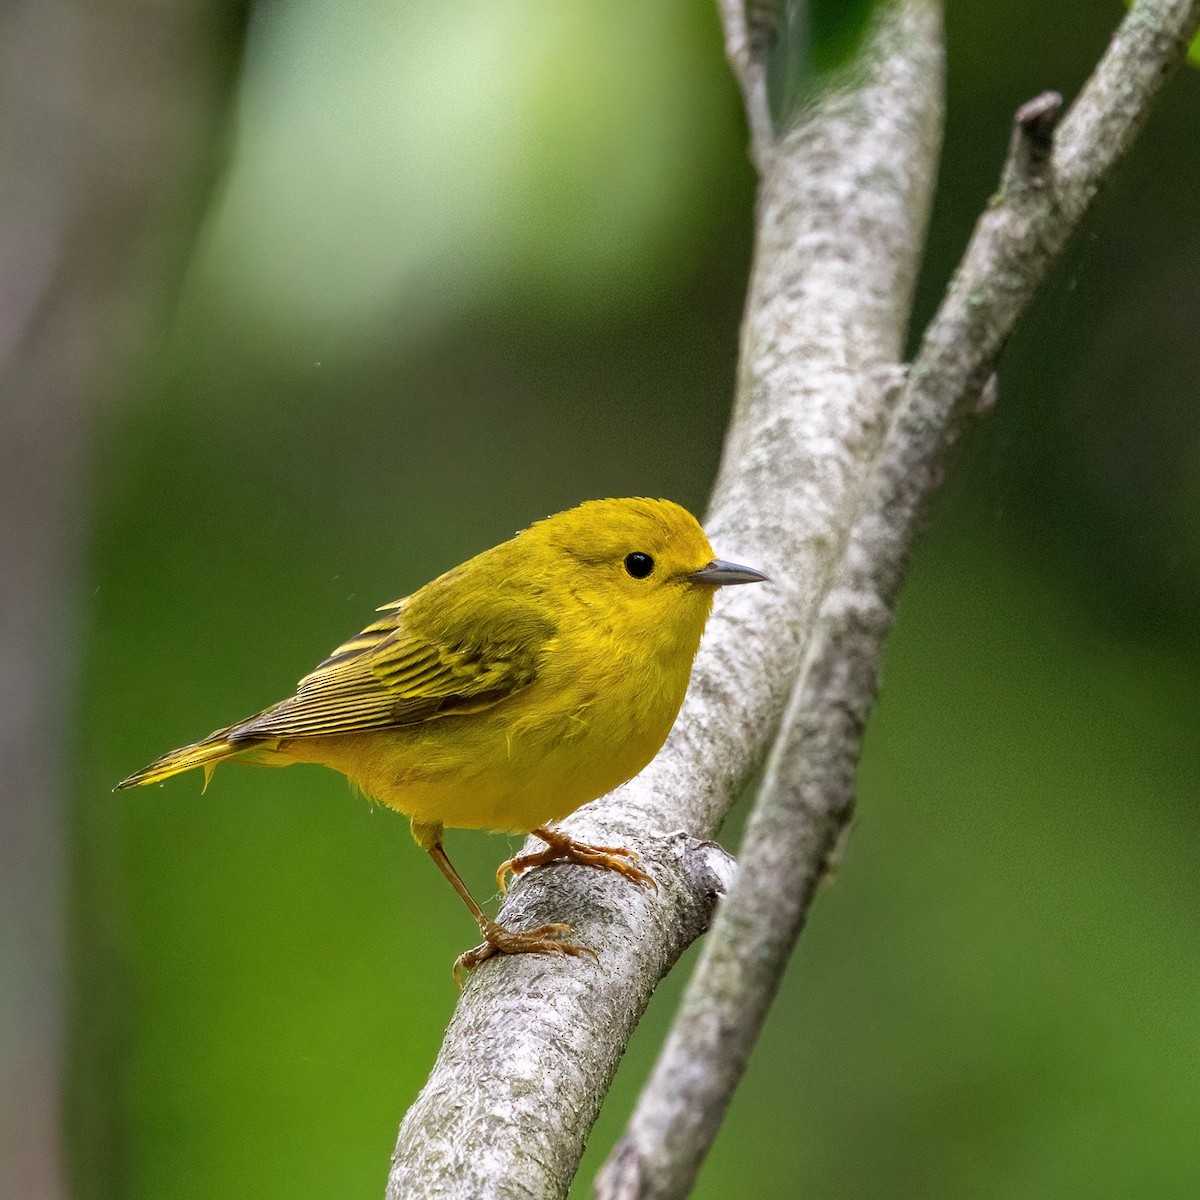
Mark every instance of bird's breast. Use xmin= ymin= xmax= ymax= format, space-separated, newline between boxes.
xmin=314 ymin=609 xmax=702 ymax=834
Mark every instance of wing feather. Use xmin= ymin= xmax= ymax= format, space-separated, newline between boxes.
xmin=228 ymin=590 xmax=554 ymax=742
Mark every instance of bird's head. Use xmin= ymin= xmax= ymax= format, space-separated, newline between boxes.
xmin=526 ymin=497 xmax=766 ymax=647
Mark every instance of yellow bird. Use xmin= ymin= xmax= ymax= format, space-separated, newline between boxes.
xmin=118 ymin=497 xmax=765 ymax=975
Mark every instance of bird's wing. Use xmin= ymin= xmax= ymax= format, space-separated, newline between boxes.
xmin=228 ymin=592 xmax=554 ymax=741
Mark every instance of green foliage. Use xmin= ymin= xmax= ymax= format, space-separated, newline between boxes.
xmin=194 ymin=0 xmax=743 ymax=342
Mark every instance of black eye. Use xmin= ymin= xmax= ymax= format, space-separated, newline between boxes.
xmin=624 ymin=552 xmax=654 ymax=579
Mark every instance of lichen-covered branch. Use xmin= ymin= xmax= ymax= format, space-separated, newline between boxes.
xmin=384 ymin=3 xmax=944 ymax=1196
xmin=595 ymin=2 xmax=1200 ymax=1197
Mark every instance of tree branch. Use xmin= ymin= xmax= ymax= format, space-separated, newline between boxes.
xmin=385 ymin=2 xmax=943 ymax=1196
xmin=594 ymin=1 xmax=1200 ymax=1197
xmin=716 ymin=0 xmax=775 ymax=170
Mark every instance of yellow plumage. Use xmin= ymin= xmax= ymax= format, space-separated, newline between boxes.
xmin=119 ymin=497 xmax=764 ymax=974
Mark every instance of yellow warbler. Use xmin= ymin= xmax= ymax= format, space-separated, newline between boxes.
xmin=119 ymin=497 xmax=765 ymax=975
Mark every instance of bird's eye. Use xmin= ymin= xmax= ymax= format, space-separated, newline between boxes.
xmin=624 ymin=552 xmax=655 ymax=579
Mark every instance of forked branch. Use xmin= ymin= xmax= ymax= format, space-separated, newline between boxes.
xmin=595 ymin=2 xmax=1200 ymax=1197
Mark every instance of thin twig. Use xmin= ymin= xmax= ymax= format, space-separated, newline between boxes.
xmin=717 ymin=0 xmax=776 ymax=170
xmin=595 ymin=1 xmax=1200 ymax=1197
xmin=385 ymin=2 xmax=944 ymax=1195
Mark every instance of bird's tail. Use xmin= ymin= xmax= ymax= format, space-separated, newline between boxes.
xmin=116 ymin=731 xmax=244 ymax=791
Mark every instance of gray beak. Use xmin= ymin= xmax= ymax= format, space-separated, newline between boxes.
xmin=686 ymin=559 xmax=768 ymax=586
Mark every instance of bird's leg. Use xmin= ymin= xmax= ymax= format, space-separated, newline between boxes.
xmin=496 ymin=824 xmax=656 ymax=894
xmin=411 ymin=821 xmax=592 ymax=984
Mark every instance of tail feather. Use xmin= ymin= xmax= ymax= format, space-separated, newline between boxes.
xmin=116 ymin=732 xmax=243 ymax=790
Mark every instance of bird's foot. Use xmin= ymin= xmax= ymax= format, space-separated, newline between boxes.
xmin=453 ymin=920 xmax=594 ymax=986
xmin=496 ymin=826 xmax=656 ymax=893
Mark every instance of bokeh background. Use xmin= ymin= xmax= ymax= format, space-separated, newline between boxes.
xmin=3 ymin=0 xmax=1198 ymax=1197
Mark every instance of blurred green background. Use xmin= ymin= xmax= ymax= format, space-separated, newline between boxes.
xmin=51 ymin=0 xmax=1200 ymax=1196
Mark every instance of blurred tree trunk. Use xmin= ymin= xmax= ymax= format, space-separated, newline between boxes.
xmin=0 ymin=3 xmax=245 ymax=1195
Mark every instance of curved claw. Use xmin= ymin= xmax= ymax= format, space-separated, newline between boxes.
xmin=496 ymin=829 xmax=658 ymax=894
xmin=453 ymin=921 xmax=596 ymax=987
